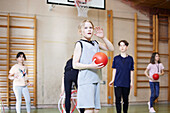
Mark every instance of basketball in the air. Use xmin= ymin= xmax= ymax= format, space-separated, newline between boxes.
xmin=153 ymin=73 xmax=159 ymax=80
xmin=92 ymin=52 xmax=108 ymax=67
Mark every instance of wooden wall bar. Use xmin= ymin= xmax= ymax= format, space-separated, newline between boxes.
xmin=156 ymin=15 xmax=159 ymax=52
xmin=134 ymin=13 xmax=138 ymax=96
xmin=107 ymin=10 xmax=114 ymax=104
xmin=7 ymin=13 xmax=10 ymax=107
xmin=153 ymin=15 xmax=156 ymax=52
xmin=0 ymin=13 xmax=37 ymax=107
xmin=33 ymin=15 xmax=37 ymax=107
xmin=168 ymin=16 xmax=170 ymax=101
xmin=133 ymin=14 xmax=158 ymax=96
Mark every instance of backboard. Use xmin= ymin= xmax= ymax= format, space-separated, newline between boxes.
xmin=47 ymin=0 xmax=105 ymax=10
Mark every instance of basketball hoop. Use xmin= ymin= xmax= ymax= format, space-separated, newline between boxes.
xmin=74 ymin=0 xmax=91 ymax=17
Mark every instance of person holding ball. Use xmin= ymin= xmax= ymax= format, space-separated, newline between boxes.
xmin=73 ymin=20 xmax=114 ymax=113
xmin=92 ymin=52 xmax=108 ymax=67
xmin=144 ymin=52 xmax=164 ymax=113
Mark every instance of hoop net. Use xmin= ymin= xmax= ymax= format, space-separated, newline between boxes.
xmin=75 ymin=0 xmax=91 ymax=17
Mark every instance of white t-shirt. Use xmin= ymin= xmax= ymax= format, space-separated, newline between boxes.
xmin=9 ymin=64 xmax=29 ymax=86
xmin=147 ymin=63 xmax=164 ymax=82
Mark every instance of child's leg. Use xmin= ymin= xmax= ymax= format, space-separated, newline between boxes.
xmin=75 ymin=75 xmax=85 ymax=113
xmin=73 ymin=73 xmax=78 ymax=89
xmin=122 ymin=87 xmax=130 ymax=113
xmin=22 ymin=86 xmax=31 ymax=113
xmin=114 ymin=87 xmax=122 ymax=113
xmin=13 ymin=86 xmax=22 ymax=113
xmin=80 ymin=108 xmax=85 ymax=113
xmin=64 ymin=75 xmax=72 ymax=113
xmin=153 ymin=82 xmax=159 ymax=101
xmin=84 ymin=108 xmax=94 ymax=113
xmin=94 ymin=109 xmax=100 ymax=113
xmin=149 ymin=82 xmax=155 ymax=107
xmin=77 ymin=84 xmax=100 ymax=113
xmin=94 ymin=83 xmax=101 ymax=110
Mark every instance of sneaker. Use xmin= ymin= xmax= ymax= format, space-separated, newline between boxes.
xmin=149 ymin=107 xmax=156 ymax=112
xmin=147 ymin=102 xmax=150 ymax=110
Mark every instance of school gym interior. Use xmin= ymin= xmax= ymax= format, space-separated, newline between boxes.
xmin=0 ymin=0 xmax=170 ymax=113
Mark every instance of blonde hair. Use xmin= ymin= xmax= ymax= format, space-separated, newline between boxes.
xmin=78 ymin=20 xmax=94 ymax=34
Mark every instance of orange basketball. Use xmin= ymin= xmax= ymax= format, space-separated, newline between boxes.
xmin=92 ymin=52 xmax=108 ymax=67
xmin=153 ymin=73 xmax=159 ymax=80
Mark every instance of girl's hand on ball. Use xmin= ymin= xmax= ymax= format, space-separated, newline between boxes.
xmin=89 ymin=59 xmax=104 ymax=69
xmin=92 ymin=52 xmax=108 ymax=67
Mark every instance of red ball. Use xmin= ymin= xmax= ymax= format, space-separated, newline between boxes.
xmin=153 ymin=73 xmax=159 ymax=80
xmin=92 ymin=52 xmax=108 ymax=67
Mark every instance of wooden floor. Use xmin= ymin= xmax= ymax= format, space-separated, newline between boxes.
xmin=5 ymin=103 xmax=170 ymax=113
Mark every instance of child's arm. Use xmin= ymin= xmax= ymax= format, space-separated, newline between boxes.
xmin=26 ymin=80 xmax=30 ymax=86
xmin=26 ymin=80 xmax=33 ymax=86
xmin=109 ymin=69 xmax=116 ymax=87
xmin=159 ymin=69 xmax=164 ymax=76
xmin=8 ymin=66 xmax=18 ymax=80
xmin=94 ymin=27 xmax=114 ymax=51
xmin=26 ymin=68 xmax=33 ymax=86
xmin=144 ymin=68 xmax=153 ymax=80
xmin=73 ymin=42 xmax=104 ymax=69
xmin=60 ymin=76 xmax=65 ymax=96
xmin=8 ymin=73 xmax=17 ymax=80
xmin=130 ymin=71 xmax=134 ymax=89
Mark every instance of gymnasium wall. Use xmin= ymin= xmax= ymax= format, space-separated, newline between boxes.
xmin=107 ymin=0 xmax=149 ymax=103
xmin=0 ymin=0 xmax=168 ymax=106
xmin=0 ymin=0 xmax=107 ymax=105
xmin=107 ymin=0 xmax=169 ymax=103
xmin=108 ymin=0 xmax=169 ymax=103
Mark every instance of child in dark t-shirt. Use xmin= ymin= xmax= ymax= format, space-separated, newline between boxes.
xmin=109 ymin=40 xmax=134 ymax=113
